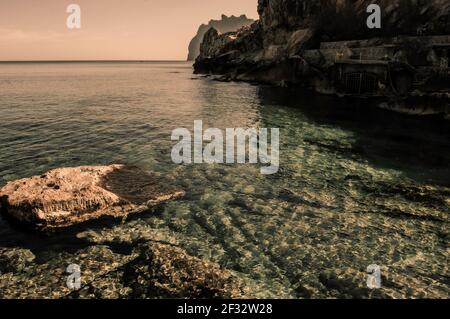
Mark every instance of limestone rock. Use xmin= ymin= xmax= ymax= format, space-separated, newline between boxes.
xmin=198 ymin=28 xmax=227 ymax=59
xmin=0 ymin=165 xmax=185 ymax=230
xmin=287 ymin=28 xmax=314 ymax=57
xmin=256 ymin=0 xmax=450 ymax=35
xmin=0 ymin=248 xmax=35 ymax=273
xmin=187 ymin=14 xmax=254 ymax=61
xmin=194 ymin=0 xmax=450 ymax=103
xmin=124 ymin=242 xmax=251 ymax=298
xmin=194 ymin=0 xmax=449 ymax=72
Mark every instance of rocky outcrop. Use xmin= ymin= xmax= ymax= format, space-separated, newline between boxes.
xmin=194 ymin=0 xmax=450 ymax=89
xmin=187 ymin=14 xmax=254 ymax=61
xmin=0 ymin=165 xmax=184 ymax=230
xmin=122 ymin=242 xmax=251 ymax=298
xmin=256 ymin=0 xmax=450 ymax=36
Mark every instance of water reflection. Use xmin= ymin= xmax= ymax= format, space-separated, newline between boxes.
xmin=255 ymin=86 xmax=450 ymax=186
xmin=0 ymin=63 xmax=448 ymax=299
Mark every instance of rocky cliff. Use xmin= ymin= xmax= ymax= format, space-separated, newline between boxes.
xmin=187 ymin=14 xmax=254 ymax=61
xmin=194 ymin=0 xmax=450 ymax=107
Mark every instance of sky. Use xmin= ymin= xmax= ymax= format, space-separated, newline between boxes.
xmin=0 ymin=0 xmax=258 ymax=61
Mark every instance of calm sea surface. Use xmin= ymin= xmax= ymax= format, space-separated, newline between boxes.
xmin=0 ymin=62 xmax=449 ymax=298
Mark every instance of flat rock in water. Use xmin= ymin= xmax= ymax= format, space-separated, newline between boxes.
xmin=0 ymin=165 xmax=184 ymax=230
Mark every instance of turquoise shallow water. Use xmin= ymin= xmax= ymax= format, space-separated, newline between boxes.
xmin=0 ymin=62 xmax=449 ymax=298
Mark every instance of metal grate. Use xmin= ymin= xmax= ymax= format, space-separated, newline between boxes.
xmin=342 ymin=72 xmax=378 ymax=95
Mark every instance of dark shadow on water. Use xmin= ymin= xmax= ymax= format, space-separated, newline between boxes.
xmin=100 ymin=165 xmax=175 ymax=205
xmin=255 ymin=86 xmax=450 ymax=186
xmin=0 ymin=201 xmax=168 ymax=257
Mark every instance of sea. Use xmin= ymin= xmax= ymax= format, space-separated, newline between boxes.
xmin=0 ymin=61 xmax=448 ymax=298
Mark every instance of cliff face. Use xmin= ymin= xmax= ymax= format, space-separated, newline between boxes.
xmin=187 ymin=14 xmax=254 ymax=61
xmin=256 ymin=0 xmax=449 ymax=29
xmin=194 ymin=0 xmax=450 ymax=96
xmin=256 ymin=0 xmax=449 ymax=40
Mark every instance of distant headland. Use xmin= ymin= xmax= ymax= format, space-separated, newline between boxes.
xmin=187 ymin=14 xmax=254 ymax=61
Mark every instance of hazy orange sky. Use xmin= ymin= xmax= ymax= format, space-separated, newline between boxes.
xmin=0 ymin=0 xmax=258 ymax=60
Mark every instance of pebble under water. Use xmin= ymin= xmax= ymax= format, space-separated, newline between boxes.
xmin=0 ymin=62 xmax=449 ymax=298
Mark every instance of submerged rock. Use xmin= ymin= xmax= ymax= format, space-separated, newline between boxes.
xmin=0 ymin=239 xmax=252 ymax=299
xmin=0 ymin=248 xmax=35 ymax=273
xmin=0 ymin=244 xmax=136 ymax=298
xmin=122 ymin=242 xmax=251 ymax=299
xmin=0 ymin=165 xmax=185 ymax=230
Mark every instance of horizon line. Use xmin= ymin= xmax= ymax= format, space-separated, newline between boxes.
xmin=0 ymin=59 xmax=189 ymax=63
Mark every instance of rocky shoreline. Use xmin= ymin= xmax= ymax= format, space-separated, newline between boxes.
xmin=193 ymin=0 xmax=450 ymax=117
xmin=0 ymin=165 xmax=254 ymax=299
